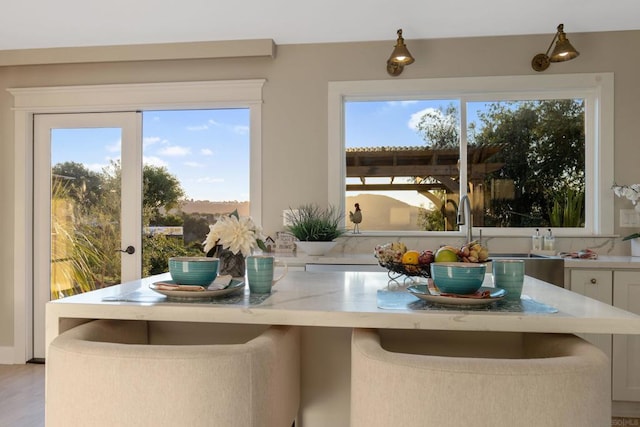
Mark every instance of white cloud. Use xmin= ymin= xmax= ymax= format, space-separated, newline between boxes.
xmin=158 ymin=146 xmax=191 ymax=156
xmin=184 ymin=161 xmax=204 ymax=168
xmin=106 ymin=139 xmax=121 ymax=153
xmin=196 ymin=176 xmax=225 ymax=184
xmin=143 ymin=136 xmax=162 ymax=146
xmin=85 ymin=162 xmax=108 ymax=173
xmin=408 ymin=107 xmax=443 ymax=131
xmin=387 ymin=100 xmax=419 ymax=107
xmin=186 ymin=119 xmax=222 ymax=131
xmin=233 ymin=125 xmax=249 ymax=135
xmin=143 ymin=156 xmax=169 ymax=168
xmin=186 ymin=124 xmax=209 ymax=131
xmin=201 ymin=148 xmax=214 ymax=156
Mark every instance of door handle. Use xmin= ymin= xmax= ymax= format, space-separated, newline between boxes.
xmin=119 ymin=246 xmax=135 ymax=255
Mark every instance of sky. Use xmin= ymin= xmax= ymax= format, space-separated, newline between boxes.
xmin=50 ymin=101 xmax=486 ymax=207
xmin=51 ymin=109 xmax=250 ymax=202
xmin=345 ymin=99 xmax=488 ymax=207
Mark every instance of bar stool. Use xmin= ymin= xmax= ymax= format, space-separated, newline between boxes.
xmin=46 ymin=320 xmax=300 ymax=427
xmin=351 ymin=328 xmax=609 ymax=427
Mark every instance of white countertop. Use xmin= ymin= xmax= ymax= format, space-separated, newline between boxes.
xmin=275 ymin=251 xmax=640 ymax=269
xmin=562 ymin=255 xmax=640 ymax=269
xmin=46 ymin=271 xmax=640 ymax=348
xmin=274 ymin=252 xmax=379 ymax=267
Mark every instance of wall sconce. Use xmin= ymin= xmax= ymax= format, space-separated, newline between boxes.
xmin=531 ymin=24 xmax=580 ymax=72
xmin=387 ymin=29 xmax=415 ymax=76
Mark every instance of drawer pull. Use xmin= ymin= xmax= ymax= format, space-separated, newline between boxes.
xmin=590 ymin=278 xmax=597 ymax=284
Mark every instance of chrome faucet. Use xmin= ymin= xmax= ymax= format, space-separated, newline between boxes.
xmin=457 ymin=194 xmax=473 ymax=243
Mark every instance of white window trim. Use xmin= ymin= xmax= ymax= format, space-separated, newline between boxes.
xmin=8 ymin=79 xmax=265 ymax=363
xmin=328 ymin=73 xmax=614 ymax=238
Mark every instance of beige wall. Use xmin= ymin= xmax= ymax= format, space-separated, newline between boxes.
xmin=1 ymin=30 xmax=639 ymax=350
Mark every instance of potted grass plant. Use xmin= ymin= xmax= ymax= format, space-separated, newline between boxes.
xmin=285 ymin=204 xmax=346 ymax=256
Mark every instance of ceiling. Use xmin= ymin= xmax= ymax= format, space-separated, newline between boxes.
xmin=1 ymin=0 xmax=639 ymax=51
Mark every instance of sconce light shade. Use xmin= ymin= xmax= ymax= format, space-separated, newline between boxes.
xmin=531 ymin=24 xmax=579 ymax=72
xmin=549 ymin=29 xmax=579 ymax=62
xmin=387 ymin=29 xmax=415 ymax=76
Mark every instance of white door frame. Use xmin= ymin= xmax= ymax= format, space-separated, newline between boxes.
xmin=33 ymin=112 xmax=142 ymax=359
xmin=8 ymin=79 xmax=265 ymax=362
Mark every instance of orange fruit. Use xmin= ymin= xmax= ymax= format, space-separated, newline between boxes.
xmin=401 ymin=250 xmax=420 ymax=265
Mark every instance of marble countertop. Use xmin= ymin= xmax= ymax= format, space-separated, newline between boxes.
xmin=274 ymin=250 xmax=640 ymax=269
xmin=46 ymin=271 xmax=640 ymax=348
xmin=273 ymin=252 xmax=379 ymax=266
xmin=562 ymin=255 xmax=640 ymax=269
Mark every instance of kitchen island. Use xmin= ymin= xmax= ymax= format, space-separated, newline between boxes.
xmin=47 ymin=271 xmax=640 ymax=426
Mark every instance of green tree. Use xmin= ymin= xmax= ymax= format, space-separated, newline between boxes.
xmin=143 ymin=165 xmax=185 ymax=226
xmin=142 ymin=234 xmax=199 ymax=276
xmin=50 ymin=160 xmax=189 ymax=291
xmin=51 ymin=161 xmax=104 ymax=213
xmin=415 ymin=103 xmax=460 ymax=148
xmin=475 ymin=100 xmax=585 ymax=227
xmin=417 ymin=193 xmax=458 ymax=231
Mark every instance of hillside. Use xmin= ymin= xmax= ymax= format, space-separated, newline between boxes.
xmin=346 ymin=194 xmax=428 ymax=231
xmin=180 ymin=200 xmax=249 ymax=217
xmin=179 ymin=195 xmax=431 ymax=231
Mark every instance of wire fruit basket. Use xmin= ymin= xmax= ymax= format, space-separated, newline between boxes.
xmin=378 ymin=261 xmax=432 ymax=284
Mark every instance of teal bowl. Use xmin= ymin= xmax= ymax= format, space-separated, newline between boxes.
xmin=168 ymin=257 xmax=219 ymax=285
xmin=430 ymin=262 xmax=486 ymax=294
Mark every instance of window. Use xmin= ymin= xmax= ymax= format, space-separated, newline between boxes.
xmin=329 ymin=74 xmax=614 ymax=236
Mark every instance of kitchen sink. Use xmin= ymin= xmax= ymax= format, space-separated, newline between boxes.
xmin=305 ymin=253 xmax=565 ymax=288
xmin=489 ymin=254 xmax=565 ymax=287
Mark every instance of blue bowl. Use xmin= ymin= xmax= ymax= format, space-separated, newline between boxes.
xmin=430 ymin=262 xmax=486 ymax=294
xmin=168 ymin=257 xmax=219 ymax=285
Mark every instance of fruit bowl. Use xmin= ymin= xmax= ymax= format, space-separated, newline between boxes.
xmin=430 ymin=262 xmax=486 ymax=294
xmin=378 ymin=261 xmax=432 ymax=279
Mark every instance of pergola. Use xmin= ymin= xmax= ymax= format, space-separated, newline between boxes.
xmin=345 ymin=145 xmax=505 ymax=227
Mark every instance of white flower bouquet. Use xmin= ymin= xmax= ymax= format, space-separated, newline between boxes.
xmin=203 ymin=210 xmax=267 ymax=257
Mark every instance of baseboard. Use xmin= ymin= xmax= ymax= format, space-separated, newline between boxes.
xmin=0 ymin=346 xmax=16 ymax=364
xmin=613 ymin=401 xmax=640 ymax=418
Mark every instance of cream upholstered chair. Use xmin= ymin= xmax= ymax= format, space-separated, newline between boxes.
xmin=351 ymin=328 xmax=610 ymax=427
xmin=46 ymin=320 xmax=300 ymax=427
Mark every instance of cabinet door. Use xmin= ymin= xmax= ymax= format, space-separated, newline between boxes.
xmin=613 ymin=271 xmax=640 ymax=401
xmin=569 ymin=269 xmax=613 ymax=359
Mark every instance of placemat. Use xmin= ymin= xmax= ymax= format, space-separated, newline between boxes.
xmin=377 ymin=289 xmax=558 ymax=313
xmin=102 ymin=289 xmax=272 ymax=305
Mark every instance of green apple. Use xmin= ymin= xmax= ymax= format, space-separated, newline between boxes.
xmin=434 ymin=247 xmax=459 ymax=263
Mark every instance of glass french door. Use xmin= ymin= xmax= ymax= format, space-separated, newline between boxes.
xmin=33 ymin=112 xmax=142 ymax=358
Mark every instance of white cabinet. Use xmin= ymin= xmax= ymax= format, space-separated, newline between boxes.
xmin=569 ymin=268 xmax=640 ymax=402
xmin=613 ymin=271 xmax=640 ymax=401
xmin=569 ymin=269 xmax=613 ymax=360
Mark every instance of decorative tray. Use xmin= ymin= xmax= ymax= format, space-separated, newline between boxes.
xmin=407 ymin=284 xmax=506 ymax=307
xmin=149 ymin=279 xmax=245 ymax=300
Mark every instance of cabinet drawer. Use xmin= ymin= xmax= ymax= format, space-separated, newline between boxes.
xmin=569 ymin=269 xmax=613 ymax=304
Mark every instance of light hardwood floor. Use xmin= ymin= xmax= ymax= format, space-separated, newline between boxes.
xmin=0 ymin=364 xmax=45 ymax=427
xmin=1 ymin=362 xmax=639 ymax=427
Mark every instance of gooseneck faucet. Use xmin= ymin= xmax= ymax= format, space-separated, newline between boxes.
xmin=457 ymin=194 xmax=473 ymax=243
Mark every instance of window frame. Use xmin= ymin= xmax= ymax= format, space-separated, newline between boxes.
xmin=328 ymin=73 xmax=614 ymax=237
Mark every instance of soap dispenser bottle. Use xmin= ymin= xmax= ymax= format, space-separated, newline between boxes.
xmin=532 ymin=229 xmax=542 ymax=251
xmin=544 ymin=229 xmax=555 ymax=251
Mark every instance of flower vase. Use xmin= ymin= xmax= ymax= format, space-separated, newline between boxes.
xmin=632 ymin=238 xmax=640 ymax=258
xmin=217 ymin=248 xmax=246 ymax=277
